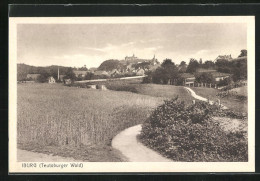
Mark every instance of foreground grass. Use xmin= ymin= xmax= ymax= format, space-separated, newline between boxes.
xmin=190 ymin=87 xmax=247 ymax=113
xmin=18 ymin=83 xmax=164 ymax=161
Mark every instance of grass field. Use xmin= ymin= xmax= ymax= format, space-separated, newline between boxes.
xmin=101 ymin=80 xmax=194 ymax=102
xmin=18 ymin=83 xmax=166 ymax=161
xmin=230 ymin=86 xmax=247 ymax=97
xmin=190 ymin=87 xmax=247 ymax=113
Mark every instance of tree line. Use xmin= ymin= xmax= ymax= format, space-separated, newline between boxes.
xmin=143 ymin=49 xmax=247 ymax=86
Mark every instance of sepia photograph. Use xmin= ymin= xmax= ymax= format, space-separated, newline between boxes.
xmin=9 ymin=16 xmax=255 ymax=172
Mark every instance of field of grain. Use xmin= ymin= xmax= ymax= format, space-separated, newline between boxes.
xmin=17 ymin=83 xmax=165 ymax=161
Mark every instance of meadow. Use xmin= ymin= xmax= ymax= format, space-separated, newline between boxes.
xmin=80 ymin=79 xmax=194 ymax=102
xmin=17 ymin=83 xmax=166 ymax=161
xmin=190 ymin=87 xmax=248 ymax=113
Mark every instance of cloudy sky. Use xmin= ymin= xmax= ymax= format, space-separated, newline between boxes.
xmin=17 ymin=23 xmax=247 ymax=68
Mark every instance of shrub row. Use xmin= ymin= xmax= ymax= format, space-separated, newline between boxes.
xmin=140 ymin=98 xmax=248 ymax=162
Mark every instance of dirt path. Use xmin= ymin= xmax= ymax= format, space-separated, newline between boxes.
xmin=17 ymin=149 xmax=82 ymax=162
xmin=184 ymin=87 xmax=227 ymax=109
xmin=112 ymin=124 xmax=172 ymax=162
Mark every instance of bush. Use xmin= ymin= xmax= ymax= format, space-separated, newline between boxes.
xmin=140 ymin=98 xmax=248 ymax=162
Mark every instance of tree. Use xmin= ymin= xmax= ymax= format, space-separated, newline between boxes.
xmin=64 ymin=67 xmax=76 ymax=81
xmin=37 ymin=71 xmax=50 ymax=83
xmin=85 ymin=72 xmax=95 ymax=80
xmin=195 ymin=72 xmax=215 ymax=84
xmin=203 ymin=60 xmax=215 ymax=69
xmin=151 ymin=59 xmax=179 ymax=84
xmin=98 ymin=59 xmax=122 ymax=71
xmin=78 ymin=65 xmax=88 ymax=71
xmin=186 ymin=58 xmax=200 ymax=73
xmin=238 ymin=49 xmax=247 ymax=57
xmin=178 ymin=61 xmax=187 ymax=73
xmin=199 ymin=58 xmax=203 ymax=65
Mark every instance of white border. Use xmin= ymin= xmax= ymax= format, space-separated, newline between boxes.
xmin=9 ymin=16 xmax=255 ymax=173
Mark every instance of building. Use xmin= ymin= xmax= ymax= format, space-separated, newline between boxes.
xmin=94 ymin=70 xmax=109 ymax=77
xmin=231 ymin=56 xmax=247 ymax=62
xmin=136 ymin=69 xmax=145 ymax=76
xmin=89 ymin=67 xmax=97 ymax=73
xmin=180 ymin=73 xmax=196 ymax=86
xmin=26 ymin=74 xmax=41 ymax=80
xmin=123 ymin=54 xmax=160 ymax=65
xmin=211 ymin=72 xmax=230 ymax=82
xmin=214 ymin=54 xmax=233 ymax=62
xmin=73 ymin=70 xmax=88 ymax=78
xmin=48 ymin=76 xmax=56 ymax=83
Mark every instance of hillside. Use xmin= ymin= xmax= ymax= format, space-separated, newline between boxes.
xmin=17 ymin=63 xmax=71 ymax=81
xmin=98 ymin=59 xmax=123 ymax=71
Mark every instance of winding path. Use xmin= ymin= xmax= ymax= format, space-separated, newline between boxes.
xmin=184 ymin=87 xmax=227 ymax=109
xmin=112 ymin=124 xmax=172 ymax=162
xmin=112 ymin=86 xmax=230 ymax=162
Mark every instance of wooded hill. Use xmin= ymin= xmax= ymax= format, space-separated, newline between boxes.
xmin=17 ymin=63 xmax=71 ymax=81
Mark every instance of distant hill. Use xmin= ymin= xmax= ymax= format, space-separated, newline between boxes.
xmin=17 ymin=63 xmax=71 ymax=81
xmin=98 ymin=59 xmax=124 ymax=71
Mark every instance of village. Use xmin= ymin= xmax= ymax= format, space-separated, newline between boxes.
xmin=20 ymin=50 xmax=247 ymax=91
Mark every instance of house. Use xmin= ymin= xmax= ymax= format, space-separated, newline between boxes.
xmin=94 ymin=70 xmax=109 ymax=77
xmin=136 ymin=69 xmax=145 ymax=76
xmin=211 ymin=72 xmax=230 ymax=82
xmin=26 ymin=74 xmax=41 ymax=80
xmin=180 ymin=73 xmax=196 ymax=86
xmin=64 ymin=79 xmax=72 ymax=85
xmin=214 ymin=54 xmax=232 ymax=62
xmin=48 ymin=76 xmax=56 ymax=83
xmin=89 ymin=67 xmax=97 ymax=73
xmin=109 ymin=69 xmax=120 ymax=77
xmin=73 ymin=70 xmax=88 ymax=78
xmin=231 ymin=56 xmax=247 ymax=62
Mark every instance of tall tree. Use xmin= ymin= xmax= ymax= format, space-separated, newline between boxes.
xmin=238 ymin=49 xmax=247 ymax=57
xmin=64 ymin=67 xmax=76 ymax=81
xmin=152 ymin=59 xmax=179 ymax=84
xmin=178 ymin=61 xmax=187 ymax=73
xmin=186 ymin=58 xmax=200 ymax=73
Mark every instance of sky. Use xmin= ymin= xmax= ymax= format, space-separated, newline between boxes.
xmin=17 ymin=23 xmax=247 ymax=68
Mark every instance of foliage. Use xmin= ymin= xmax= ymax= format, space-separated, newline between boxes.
xmin=64 ymin=67 xmax=76 ymax=81
xmin=202 ymin=60 xmax=215 ymax=69
xmin=178 ymin=61 xmax=187 ymax=73
xmin=98 ymin=59 xmax=122 ymax=71
xmin=238 ymin=49 xmax=247 ymax=57
xmin=195 ymin=72 xmax=215 ymax=84
xmin=142 ymin=71 xmax=153 ymax=83
xmin=217 ymin=90 xmax=247 ymax=102
xmin=140 ymin=98 xmax=247 ymax=162
xmin=216 ymin=56 xmax=247 ymax=82
xmin=217 ymin=77 xmax=233 ymax=87
xmin=17 ymin=63 xmax=70 ymax=81
xmin=186 ymin=58 xmax=200 ymax=73
xmin=151 ymin=59 xmax=179 ymax=84
xmin=37 ymin=71 xmax=50 ymax=83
